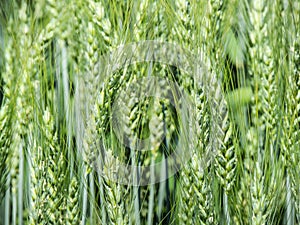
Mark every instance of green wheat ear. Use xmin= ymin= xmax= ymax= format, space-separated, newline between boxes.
xmin=66 ymin=177 xmax=80 ymax=224
xmin=40 ymin=109 xmax=67 ymax=224
xmin=282 ymin=2 xmax=300 ymax=220
xmin=178 ymin=155 xmax=216 ymax=225
xmin=0 ymin=104 xmax=12 ymax=202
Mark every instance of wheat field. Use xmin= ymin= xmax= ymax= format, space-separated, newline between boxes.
xmin=0 ymin=0 xmax=299 ymax=224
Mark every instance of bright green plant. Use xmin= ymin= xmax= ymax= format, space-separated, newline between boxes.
xmin=0 ymin=0 xmax=299 ymax=225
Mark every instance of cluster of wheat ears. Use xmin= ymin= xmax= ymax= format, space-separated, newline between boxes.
xmin=0 ymin=0 xmax=299 ymax=224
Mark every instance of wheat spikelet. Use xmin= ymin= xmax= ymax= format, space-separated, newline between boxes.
xmin=282 ymin=2 xmax=300 ymax=220
xmin=205 ymin=3 xmax=237 ymax=223
xmin=2 ymin=3 xmax=41 ymax=223
xmin=82 ymin=18 xmax=102 ymax=165
xmin=114 ymin=76 xmax=141 ymax=149
xmin=133 ymin=0 xmax=149 ymax=41
xmin=119 ymin=75 xmax=142 ymax=224
xmin=27 ymin=109 xmax=66 ymax=224
xmin=291 ymin=45 xmax=300 ymax=223
xmin=235 ymin=127 xmax=259 ymax=225
xmin=68 ymin=0 xmax=86 ymax=67
xmin=70 ymin=3 xmax=114 ymax=223
xmin=149 ymin=82 xmax=166 ymax=158
xmin=246 ymin=1 xmax=287 ymax=224
xmin=204 ymin=1 xmax=237 ymax=191
xmin=177 ymin=162 xmax=195 ymax=225
xmin=195 ymin=88 xmax=211 ymax=156
xmin=250 ymin=162 xmax=267 ymax=225
xmin=195 ymin=92 xmax=215 ymax=225
xmin=288 ymin=2 xmax=300 ymax=220
xmin=70 ymin=1 xmax=110 ymax=156
xmin=191 ymin=160 xmax=215 ymax=225
xmin=178 ymin=154 xmax=215 ymax=225
xmin=213 ymin=113 xmax=236 ymax=225
xmin=27 ymin=142 xmax=41 ymax=225
xmin=98 ymin=79 xmax=133 ymax=222
xmin=100 ymin=70 xmax=143 ymax=224
xmin=247 ymin=0 xmax=278 ymax=153
xmin=100 ymin=141 xmax=130 ymax=224
xmin=147 ymin=78 xmax=166 ymax=224
xmin=167 ymin=1 xmax=226 ymax=223
xmin=177 ymin=79 xmax=215 ymax=225
xmin=172 ymin=0 xmax=195 ymax=50
xmin=71 ymin=0 xmax=92 ymax=160
xmin=210 ymin=59 xmax=236 ymax=225
xmin=246 ymin=123 xmax=283 ymax=225
xmin=214 ymin=116 xmax=236 ymax=192
xmin=166 ymin=0 xmax=216 ymax=213
xmin=66 ymin=177 xmax=80 ymax=225
xmin=33 ymin=0 xmax=71 ymax=47
xmin=178 ymin=160 xmax=210 ymax=225
xmin=42 ymin=110 xmax=67 ymax=224
xmin=268 ymin=1 xmax=300 ymax=224
xmin=102 ymin=166 xmax=130 ymax=225
xmin=67 ymin=1 xmax=110 ymax=219
xmin=0 ymin=31 xmax=15 ymax=202
xmin=0 ymin=105 xmax=11 ymax=201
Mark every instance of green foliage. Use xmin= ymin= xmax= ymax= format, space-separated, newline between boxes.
xmin=0 ymin=0 xmax=299 ymax=224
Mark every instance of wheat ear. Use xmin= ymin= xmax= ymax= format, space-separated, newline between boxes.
xmin=282 ymin=1 xmax=300 ymax=221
